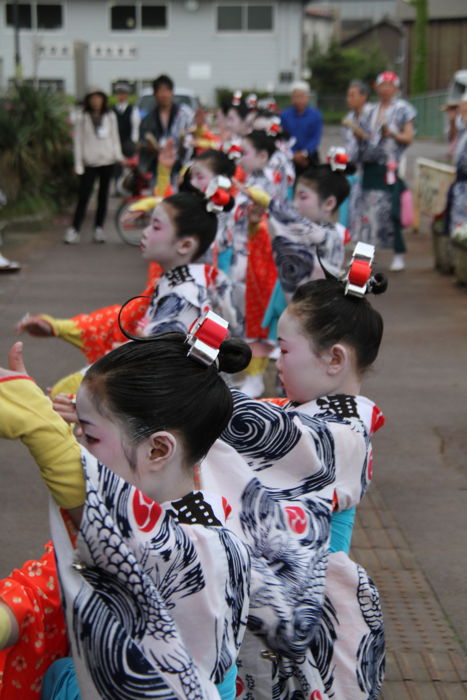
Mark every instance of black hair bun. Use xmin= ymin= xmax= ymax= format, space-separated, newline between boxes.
xmin=222 ymin=194 xmax=236 ymax=213
xmin=370 ymin=272 xmax=388 ymax=295
xmin=345 ymin=162 xmax=357 ymax=176
xmin=218 ymin=338 xmax=252 ymax=374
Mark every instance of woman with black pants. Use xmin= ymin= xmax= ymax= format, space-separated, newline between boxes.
xmin=65 ymin=87 xmax=123 ymax=244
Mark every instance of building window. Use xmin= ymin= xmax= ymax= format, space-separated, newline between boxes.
xmin=111 ymin=5 xmax=137 ymax=31
xmin=141 ymin=4 xmax=166 ymax=29
xmin=217 ymin=4 xmax=273 ymax=32
xmin=217 ymin=5 xmax=242 ymax=31
xmin=37 ymin=4 xmax=62 ymax=29
xmin=247 ymin=5 xmax=273 ymax=31
xmin=5 ymin=3 xmax=32 ymax=29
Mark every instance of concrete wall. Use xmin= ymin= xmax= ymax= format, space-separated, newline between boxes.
xmin=0 ymin=0 xmax=305 ymax=102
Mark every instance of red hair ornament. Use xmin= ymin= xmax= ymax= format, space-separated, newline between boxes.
xmin=345 ymin=242 xmax=375 ymax=298
xmin=327 ymin=146 xmax=349 ymax=172
xmin=205 ymin=175 xmax=232 ymax=213
xmin=223 ymin=140 xmax=243 ymax=160
xmin=186 ymin=308 xmax=229 ymax=366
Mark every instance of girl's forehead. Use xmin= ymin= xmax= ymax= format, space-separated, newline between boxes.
xmin=192 ymin=160 xmax=212 ymax=173
xmin=296 ymin=180 xmax=316 ymax=193
xmin=152 ymin=202 xmax=171 ymax=221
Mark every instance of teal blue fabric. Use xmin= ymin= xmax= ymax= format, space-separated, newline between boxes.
xmin=41 ymin=657 xmax=237 ymax=700
xmin=329 ymin=507 xmax=356 ymax=554
xmin=217 ymin=247 xmax=233 ymax=275
xmin=217 ymin=663 xmax=238 ymax=700
xmin=261 ymin=279 xmax=287 ymax=341
xmin=41 ymin=658 xmax=80 ymax=700
xmin=338 ymin=173 xmax=359 ymax=228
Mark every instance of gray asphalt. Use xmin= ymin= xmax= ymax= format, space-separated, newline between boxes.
xmin=0 ymin=131 xmax=465 ymax=653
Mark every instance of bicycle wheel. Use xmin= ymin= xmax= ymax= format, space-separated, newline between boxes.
xmin=114 ymin=200 xmax=150 ymax=246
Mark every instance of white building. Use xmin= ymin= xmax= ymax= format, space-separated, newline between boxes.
xmin=0 ymin=0 xmax=307 ymax=103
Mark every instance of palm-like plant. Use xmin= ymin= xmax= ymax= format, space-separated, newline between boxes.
xmin=0 ymin=85 xmax=76 ymax=211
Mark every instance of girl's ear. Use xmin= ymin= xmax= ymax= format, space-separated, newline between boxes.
xmin=146 ymin=431 xmax=177 ymax=471
xmin=176 ymin=235 xmax=198 ymax=258
xmin=323 ymin=195 xmax=337 ymax=214
xmin=326 ymin=343 xmax=349 ymax=375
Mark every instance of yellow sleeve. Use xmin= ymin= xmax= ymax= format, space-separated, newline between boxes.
xmin=155 ymin=162 xmax=171 ymax=197
xmin=246 ymin=187 xmax=271 ymax=208
xmin=40 ymin=314 xmax=83 ymax=350
xmin=0 ymin=378 xmax=85 ymax=509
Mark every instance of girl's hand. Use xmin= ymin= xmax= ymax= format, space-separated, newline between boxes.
xmin=51 ymin=392 xmax=79 ymax=426
xmin=247 ymin=203 xmax=266 ymax=228
xmin=15 ymin=313 xmax=54 ymax=337
xmin=0 ymin=342 xmax=29 ymax=380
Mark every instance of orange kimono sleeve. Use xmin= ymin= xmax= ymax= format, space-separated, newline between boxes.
xmin=245 ymin=218 xmax=278 ymax=339
xmin=0 ymin=542 xmax=69 ymax=698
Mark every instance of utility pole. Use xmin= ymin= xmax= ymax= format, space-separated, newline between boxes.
xmin=410 ymin=0 xmax=428 ymax=95
xmin=12 ymin=0 xmax=23 ymax=85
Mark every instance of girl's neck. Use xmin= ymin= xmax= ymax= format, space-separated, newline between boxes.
xmin=161 ymin=257 xmax=193 ymax=273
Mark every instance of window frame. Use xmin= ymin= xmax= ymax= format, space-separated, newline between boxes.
xmin=109 ymin=1 xmax=169 ymax=33
xmin=215 ymin=2 xmax=275 ymax=34
xmin=36 ymin=2 xmax=63 ymax=30
xmin=5 ymin=1 xmax=64 ymax=32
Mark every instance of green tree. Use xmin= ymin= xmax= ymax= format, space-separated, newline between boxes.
xmin=410 ymin=0 xmax=428 ymax=95
xmin=0 ymin=85 xmax=76 ymax=214
xmin=307 ymin=40 xmax=387 ymax=96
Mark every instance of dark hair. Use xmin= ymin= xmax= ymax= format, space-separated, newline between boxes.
xmin=84 ymin=334 xmax=251 ymax=464
xmin=244 ymin=129 xmax=278 ymax=158
xmin=221 ymin=98 xmax=251 ymax=120
xmin=163 ymin=191 xmax=218 ymax=260
xmin=298 ymin=164 xmax=356 ymax=211
xmin=195 ymin=149 xmax=236 ymax=179
xmin=152 ymin=74 xmax=174 ymax=93
xmin=348 ymin=79 xmax=370 ymax=97
xmin=290 ymin=278 xmax=385 ymax=373
xmin=83 ymin=91 xmax=108 ymax=114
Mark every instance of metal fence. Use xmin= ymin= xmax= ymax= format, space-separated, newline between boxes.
xmin=409 ymin=91 xmax=448 ymax=141
xmin=316 ymin=91 xmax=449 ymax=137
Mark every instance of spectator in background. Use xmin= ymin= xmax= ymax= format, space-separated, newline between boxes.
xmin=138 ymin=74 xmax=194 ymax=183
xmin=280 ymin=81 xmax=323 ymax=175
xmin=112 ymin=81 xmax=140 ymax=194
xmin=340 ymin=80 xmax=373 ymax=231
xmin=356 ymin=71 xmax=416 ymax=271
xmin=64 ymin=86 xmax=123 ymax=245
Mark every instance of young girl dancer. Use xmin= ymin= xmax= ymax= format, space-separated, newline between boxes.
xmin=201 ymin=248 xmax=387 ymax=699
xmin=0 ymin=326 xmax=252 ymax=699
xmin=16 ymin=188 xmax=238 ymax=374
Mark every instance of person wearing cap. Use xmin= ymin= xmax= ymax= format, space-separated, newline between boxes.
xmin=112 ymin=81 xmax=140 ymax=158
xmin=356 ymin=71 xmax=416 ymax=271
xmin=111 ymin=81 xmax=140 ymax=195
xmin=280 ymin=81 xmax=323 ymax=175
xmin=65 ymin=87 xmax=123 ymax=244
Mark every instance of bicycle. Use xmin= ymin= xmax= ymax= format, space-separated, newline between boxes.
xmin=114 ymin=157 xmax=156 ymax=246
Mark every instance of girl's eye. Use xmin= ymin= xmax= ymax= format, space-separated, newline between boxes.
xmin=84 ymin=434 xmax=99 ymax=445
xmin=280 ymin=348 xmax=288 ymax=355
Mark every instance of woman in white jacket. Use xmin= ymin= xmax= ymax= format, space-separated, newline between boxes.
xmin=65 ymin=87 xmax=123 ymax=245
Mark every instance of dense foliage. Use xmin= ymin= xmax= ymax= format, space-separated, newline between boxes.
xmin=307 ymin=41 xmax=387 ymax=97
xmin=0 ymin=84 xmax=77 ymax=215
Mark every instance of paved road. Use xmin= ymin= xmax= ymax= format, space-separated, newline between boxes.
xmin=0 ymin=131 xmax=465 ymax=658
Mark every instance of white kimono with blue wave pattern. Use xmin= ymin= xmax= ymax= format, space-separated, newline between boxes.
xmin=201 ymin=392 xmax=384 ymax=700
xmin=50 ymin=462 xmax=250 ymax=700
xmin=201 ymin=391 xmax=377 ymax=699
